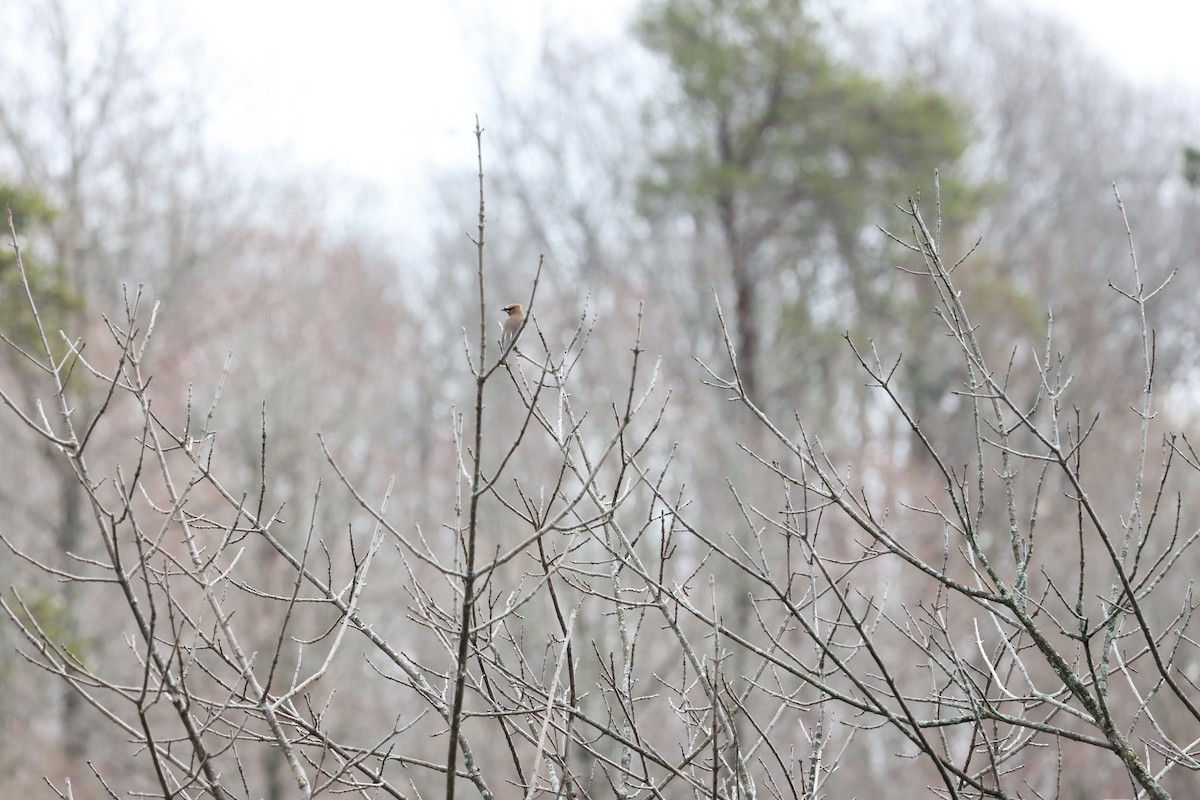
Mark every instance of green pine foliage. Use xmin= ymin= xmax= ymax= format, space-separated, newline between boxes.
xmin=634 ymin=0 xmax=1010 ymax=413
xmin=0 ymin=185 xmax=83 ymax=356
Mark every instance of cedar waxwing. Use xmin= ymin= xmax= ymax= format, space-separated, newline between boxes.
xmin=500 ymin=303 xmax=525 ymax=359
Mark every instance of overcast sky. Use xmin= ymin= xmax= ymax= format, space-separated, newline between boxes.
xmin=175 ymin=1 xmax=1199 ymax=242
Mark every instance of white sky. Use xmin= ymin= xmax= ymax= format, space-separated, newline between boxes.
xmin=175 ymin=1 xmax=1199 ymax=243
xmin=179 ymin=0 xmax=638 ymax=231
xmin=1033 ymin=0 xmax=1200 ymax=84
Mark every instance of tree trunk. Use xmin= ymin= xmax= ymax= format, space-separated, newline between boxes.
xmin=718 ymin=191 xmax=758 ymax=402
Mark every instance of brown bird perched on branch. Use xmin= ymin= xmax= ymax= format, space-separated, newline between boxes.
xmin=500 ymin=303 xmax=525 ymax=361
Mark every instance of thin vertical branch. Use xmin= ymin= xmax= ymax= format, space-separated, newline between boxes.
xmin=447 ymin=117 xmax=490 ymax=800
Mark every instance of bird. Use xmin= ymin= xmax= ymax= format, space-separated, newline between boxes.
xmin=500 ymin=303 xmax=525 ymax=361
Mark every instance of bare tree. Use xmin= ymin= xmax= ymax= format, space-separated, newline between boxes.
xmin=8 ymin=0 xmax=1200 ymax=796
xmin=0 ymin=0 xmax=226 ymax=772
xmin=5 ymin=92 xmax=1200 ymax=800
xmin=679 ymin=182 xmax=1200 ymax=799
xmin=0 ymin=125 xmax=671 ymax=798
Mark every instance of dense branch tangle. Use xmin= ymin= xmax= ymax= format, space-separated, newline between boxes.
xmin=1 ymin=210 xmax=422 ymax=798
xmin=684 ymin=186 xmax=1200 ymax=799
xmin=4 ymin=153 xmax=1200 ymax=799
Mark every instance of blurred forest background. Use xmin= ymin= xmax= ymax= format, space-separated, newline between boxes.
xmin=2 ymin=0 xmax=1200 ymax=798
